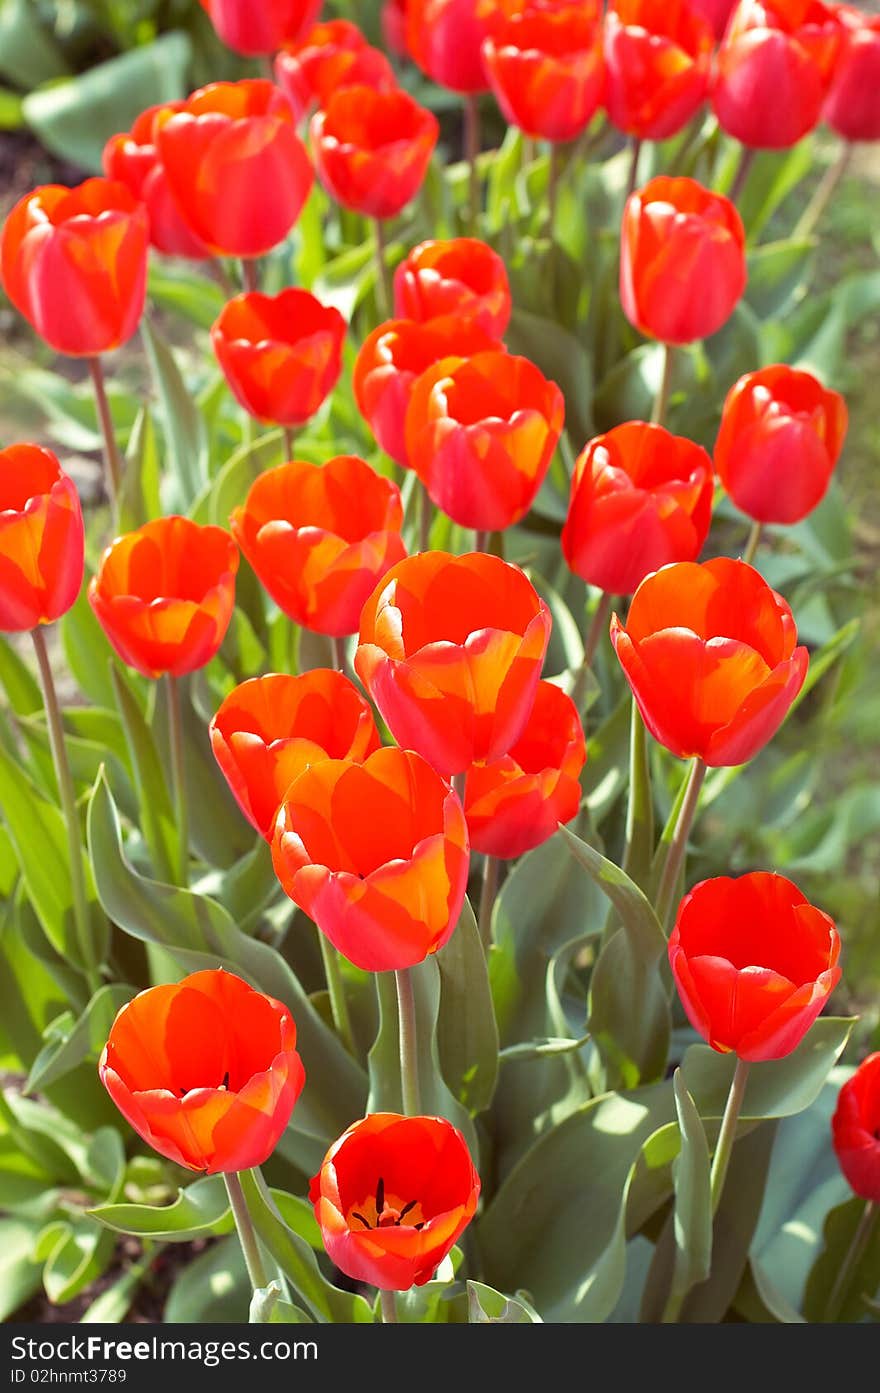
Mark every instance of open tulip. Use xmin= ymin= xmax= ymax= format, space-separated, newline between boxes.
xmin=824 ymin=8 xmax=880 ymax=141
xmin=211 ymin=289 xmax=346 ymax=427
xmin=465 ymin=679 xmax=585 ymax=858
xmin=561 ymin=421 xmax=714 ymax=596
xmin=310 ymin=86 xmax=438 ymax=219
xmin=103 ymin=105 xmax=211 ymax=260
xmin=231 ymin=455 xmax=405 ymax=638
xmin=355 ymin=551 xmax=552 ymax=776
xmin=405 ymin=350 xmax=565 ymax=532
xmin=832 ymin=1053 xmax=880 ymax=1202
xmin=669 ymin=873 xmax=841 ymax=1061
xmin=714 ymin=365 xmax=848 ymax=525
xmin=353 ymin=316 xmax=502 ymax=467
xmin=100 ymin=968 xmax=305 ymax=1173
xmin=275 ymin=20 xmax=397 ymax=121
xmin=310 ymin=1113 xmax=480 ymax=1289
xmin=1 ymin=179 xmax=148 ymax=358
xmin=210 ymin=670 xmax=380 ymax=839
xmin=482 ymin=4 xmax=605 ymax=142
xmin=712 ymin=0 xmax=842 ymax=149
xmin=604 ymin=0 xmax=713 ymax=140
xmin=156 ymin=81 xmax=313 ymax=259
xmin=0 ymin=444 xmax=84 ymax=632
xmin=406 ymin=0 xmax=506 ymax=92
xmin=198 ymin=0 xmax=321 ymax=55
xmin=271 ymin=747 xmax=469 ymax=972
xmin=620 ymin=176 xmax=747 ymax=345
xmin=89 ymin=516 xmax=239 ymax=679
xmin=393 ymin=237 xmax=511 ymax=338
xmin=611 ymin=557 xmax=808 ymax=766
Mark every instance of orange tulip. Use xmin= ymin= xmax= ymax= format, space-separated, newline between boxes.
xmin=483 ymin=3 xmax=605 ymax=142
xmin=310 ymin=86 xmax=438 ymax=219
xmin=1 ymin=179 xmax=148 ymax=358
xmin=89 ymin=516 xmax=239 ymax=679
xmin=604 ymin=0 xmax=713 ymax=141
xmin=271 ymin=748 xmax=469 ymax=972
xmin=405 ymin=350 xmax=564 ymax=531
xmin=230 ymin=456 xmax=406 ymax=638
xmin=210 ymin=670 xmax=380 ymax=839
xmin=393 ymin=237 xmax=512 ymax=339
xmin=355 ymin=551 xmax=552 ymax=776
xmin=310 ymin=1113 xmax=480 ymax=1290
xmin=102 ymin=104 xmax=211 ymax=260
xmin=0 ymin=444 xmax=84 ymax=632
xmin=198 ymin=0 xmax=321 ymax=55
xmin=275 ymin=20 xmax=397 ymax=122
xmin=611 ymin=558 xmax=808 ymax=767
xmin=100 ymin=968 xmax=305 ymax=1173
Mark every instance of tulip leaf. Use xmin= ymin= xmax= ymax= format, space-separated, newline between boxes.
xmin=25 ymin=983 xmax=132 ymax=1095
xmin=802 ymin=1196 xmax=880 ymax=1323
xmin=436 ymin=896 xmax=499 ymax=1116
xmin=119 ymin=406 xmax=162 ymax=533
xmin=663 ymin=1070 xmax=713 ymax=1318
xmin=467 ymin=1281 xmax=543 ymax=1324
xmin=0 ymin=636 xmax=41 ymax=716
xmin=91 ymin=1176 xmax=235 ymax=1242
xmin=0 ymin=1216 xmax=45 ymax=1322
xmin=110 ymin=666 xmax=177 ymax=885
xmin=140 ymin=315 xmax=209 ymax=511
xmin=164 ymin=1235 xmax=249 ymax=1323
xmin=191 ymin=429 xmax=285 ymax=530
xmin=250 ymin=1282 xmax=313 ymax=1324
xmin=147 ymin=263 xmax=226 ymax=333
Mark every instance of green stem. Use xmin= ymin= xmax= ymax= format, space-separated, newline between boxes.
xmin=224 ymin=1171 xmax=268 ymax=1292
xmin=419 ymin=481 xmax=433 ymax=551
xmin=166 ymin=674 xmax=189 ymax=887
xmin=31 ymin=627 xmax=100 ymax=994
xmin=709 ymin=1057 xmax=750 ymax=1214
xmin=331 ymin=634 xmax=347 ymax=675
xmin=547 ymin=142 xmax=560 ymax=237
xmin=318 ymin=933 xmax=356 ymax=1055
xmin=626 ymin=136 xmax=642 ymax=198
xmin=395 ymin=967 xmax=421 ymax=1116
xmin=622 ymin=697 xmax=653 ymax=879
xmin=452 ymin=771 xmax=466 ymax=804
xmin=88 ymin=357 xmax=122 ymax=515
xmin=729 ymin=146 xmax=755 ymax=204
xmin=478 ymin=854 xmax=499 ymax=952
xmin=571 ymin=591 xmax=613 ymax=711
xmin=283 ymin=427 xmax=297 ymax=459
xmin=650 ymin=343 xmax=674 ymax=426
xmin=464 ymin=93 xmax=481 ymax=233
xmin=742 ymin=519 xmax=762 ymax=567
xmin=654 ymin=756 xmax=707 ymax=931
xmin=373 ymin=217 xmax=393 ymax=320
xmin=795 ymin=143 xmax=851 ymax=240
xmin=474 ymin=528 xmax=488 ymax=552
xmin=241 ymin=258 xmax=259 ymax=293
xmin=823 ymin=1198 xmax=878 ymax=1323
xmin=379 ymin=1289 xmax=398 ymax=1322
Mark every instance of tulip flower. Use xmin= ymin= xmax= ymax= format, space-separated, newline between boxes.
xmin=561 ymin=422 xmax=714 ymax=596
xmin=620 ymin=176 xmax=747 ymax=345
xmin=482 ymin=3 xmax=605 ymax=143
xmin=0 ymin=179 xmax=148 ymax=359
xmin=310 ymin=86 xmax=438 ymax=220
xmin=310 ymin=1113 xmax=480 ymax=1289
xmin=275 ymin=20 xmax=397 ymax=122
xmin=604 ymin=0 xmax=713 ymax=141
xmin=198 ymin=0 xmax=321 ymax=55
xmin=465 ymin=679 xmax=586 ymax=858
xmin=832 ymin=1053 xmax=880 ymax=1203
xmin=393 ymin=237 xmax=512 ymax=338
xmin=406 ymin=0 xmax=505 ymax=92
xmin=230 ymin=456 xmax=406 ymax=638
xmin=156 ymin=81 xmax=313 ymax=259
xmin=669 ymin=873 xmax=841 ymax=1061
xmin=88 ymin=516 xmax=239 ymax=679
xmin=383 ymin=0 xmax=409 ymax=56
xmin=355 ymin=551 xmax=552 ymax=777
xmin=100 ymin=969 xmax=305 ymax=1173
xmin=0 ymin=444 xmax=84 ymax=632
xmin=714 ymin=365 xmax=848 ymax=525
xmin=824 ymin=7 xmax=880 ymax=141
xmin=611 ymin=558 xmax=808 ymax=767
xmin=691 ymin=0 xmax=737 ymax=38
xmin=211 ymin=289 xmax=346 ymax=429
xmin=712 ymin=0 xmax=842 ymax=149
xmin=353 ymin=316 xmax=502 ymax=467
xmin=102 ymin=105 xmax=211 ymax=260
xmin=271 ymin=747 xmax=469 ymax=972
xmin=210 ymin=670 xmax=380 ymax=840
xmin=404 ymin=349 xmax=565 ymax=532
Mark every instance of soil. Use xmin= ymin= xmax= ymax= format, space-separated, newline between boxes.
xmin=13 ymin=1239 xmax=216 ymax=1325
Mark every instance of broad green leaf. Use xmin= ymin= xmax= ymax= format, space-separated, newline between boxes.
xmin=140 ymin=315 xmax=209 ymax=510
xmin=467 ymin=1281 xmax=543 ymax=1323
xmin=80 ymin=1259 xmax=150 ymax=1324
xmin=147 ymin=264 xmax=226 ymax=332
xmin=0 ymin=636 xmax=41 ymax=715
xmin=0 ymin=0 xmax=69 ymax=88
xmin=505 ymin=306 xmax=592 ymax=445
xmin=110 ymin=667 xmax=177 ymax=884
xmin=92 ymin=1176 xmax=234 ymax=1242
xmin=0 ymin=1216 xmax=43 ymax=1321
xmin=60 ymin=585 xmax=121 ymax=711
xmin=436 ymin=898 xmax=499 ymax=1116
xmin=803 ymin=1196 xmax=880 ymax=1323
xmin=165 ymin=1235 xmax=249 ymax=1323
xmin=26 ymin=984 xmax=131 ymax=1095
xmin=666 ymin=1070 xmax=712 ymax=1316
xmin=119 ymin=406 xmax=162 ymax=533
xmin=250 ymin=1282 xmax=313 ymax=1324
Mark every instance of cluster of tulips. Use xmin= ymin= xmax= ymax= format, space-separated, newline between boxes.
xmin=0 ymin=0 xmax=878 ymax=1324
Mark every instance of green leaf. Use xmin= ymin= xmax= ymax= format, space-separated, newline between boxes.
xmin=745 ymin=238 xmax=815 ymax=320
xmin=803 ymin=1197 xmax=880 ymax=1323
xmin=80 ymin=1259 xmax=150 ymax=1324
xmin=666 ymin=1069 xmax=712 ymax=1315
xmin=60 ymin=584 xmax=120 ymax=711
xmin=110 ymin=667 xmax=177 ymax=884
xmin=147 ymin=263 xmax=226 ymax=332
xmin=91 ymin=1176 xmax=234 ymax=1242
xmin=0 ymin=1216 xmax=42 ymax=1321
xmin=0 ymin=0 xmax=70 ymax=89
xmin=192 ymin=430 xmax=284 ymax=529
xmin=435 ymin=898 xmax=499 ymax=1116
xmin=165 ymin=1235 xmax=249 ymax=1323
xmin=467 ymin=1281 xmax=543 ymax=1323
xmin=140 ymin=315 xmax=209 ymax=510
xmin=0 ymin=635 xmax=41 ymax=715
xmin=119 ymin=406 xmax=162 ymax=533
xmin=505 ymin=306 xmax=592 ymax=444
xmin=250 ymin=1282 xmax=313 ymax=1324
xmin=25 ymin=984 xmax=131 ymax=1095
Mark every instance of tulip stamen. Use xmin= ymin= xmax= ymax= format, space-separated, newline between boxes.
xmin=350 ymin=1183 xmax=425 ymax=1231
xmin=178 ymin=1070 xmax=230 ymax=1097
xmin=376 ymin=1176 xmax=385 ymax=1215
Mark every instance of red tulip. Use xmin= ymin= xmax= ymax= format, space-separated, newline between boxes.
xmin=669 ymin=873 xmax=841 ymax=1061
xmin=824 ymin=6 xmax=880 ymax=141
xmin=211 ymin=289 xmax=345 ymax=428
xmin=0 ymin=444 xmax=84 ymax=632
xmin=102 ymin=104 xmax=211 ymax=260
xmin=465 ymin=679 xmax=585 ymax=858
xmin=691 ymin=0 xmax=737 ymax=38
xmin=156 ymin=81 xmax=313 ymax=258
xmin=1 ymin=179 xmax=148 ymax=358
xmin=620 ymin=176 xmax=747 ymax=344
xmin=712 ymin=0 xmax=843 ymax=149
xmin=198 ymin=0 xmax=321 ymax=55
xmin=271 ymin=747 xmax=469 ymax=972
xmin=383 ymin=0 xmax=410 ymax=56
xmin=561 ymin=421 xmax=714 ymax=596
xmin=355 ymin=550 xmax=552 ymax=777
xmin=353 ymin=316 xmax=502 ymax=467
xmin=275 ymin=20 xmax=397 ymax=122
xmin=100 ymin=968 xmax=305 ymax=1173
xmin=611 ymin=557 xmax=808 ymax=766
xmin=393 ymin=237 xmax=511 ymax=339
xmin=310 ymin=1114 xmax=480 ymax=1289
xmin=714 ymin=365 xmax=848 ymax=525
xmin=310 ymin=86 xmax=438 ymax=219
xmin=405 ymin=349 xmax=565 ymax=532
xmin=89 ymin=516 xmax=239 ymax=679
xmin=604 ymin=0 xmax=713 ymax=140
xmin=482 ymin=3 xmax=605 ymax=142
xmin=832 ymin=1053 xmax=880 ymax=1203
xmin=230 ymin=455 xmax=406 ymax=638
xmin=406 ymin=0 xmax=508 ymax=93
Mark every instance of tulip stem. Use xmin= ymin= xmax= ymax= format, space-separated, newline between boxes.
xmin=283 ymin=427 xmax=296 ymax=460
xmin=373 ymin=218 xmax=393 ymax=320
xmin=395 ymin=967 xmax=421 ymax=1116
xmin=742 ymin=520 xmax=763 ymax=566
xmin=654 ymin=755 xmax=707 ymax=931
xmin=571 ymin=591 xmax=613 ymax=713
xmin=547 ymin=142 xmax=560 ymax=238
xmin=626 ymin=137 xmax=642 ymax=199
xmin=419 ymin=482 xmax=433 ymax=551
xmin=318 ymin=933 xmax=356 ymax=1056
xmin=823 ymin=1198 xmax=878 ymax=1323
xmin=463 ymin=93 xmax=481 ymax=233
xmin=224 ymin=1171 xmax=269 ymax=1293
xmin=474 ymin=529 xmax=488 ymax=552
xmin=795 ymin=143 xmax=851 ymax=241
xmin=31 ymin=626 xmax=101 ymax=995
xmin=166 ymin=674 xmax=189 ymax=887
xmin=379 ymin=1289 xmax=399 ymax=1323
xmin=728 ymin=146 xmax=755 ymax=205
xmin=88 ymin=357 xmax=122 ymax=515
xmin=241 ymin=259 xmax=259 ymax=294
xmin=709 ymin=1057 xmax=751 ymax=1215
xmin=331 ymin=634 xmax=347 ymax=676
xmin=478 ymin=854 xmax=499 ymax=952
xmin=650 ymin=343 xmax=674 ymax=427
